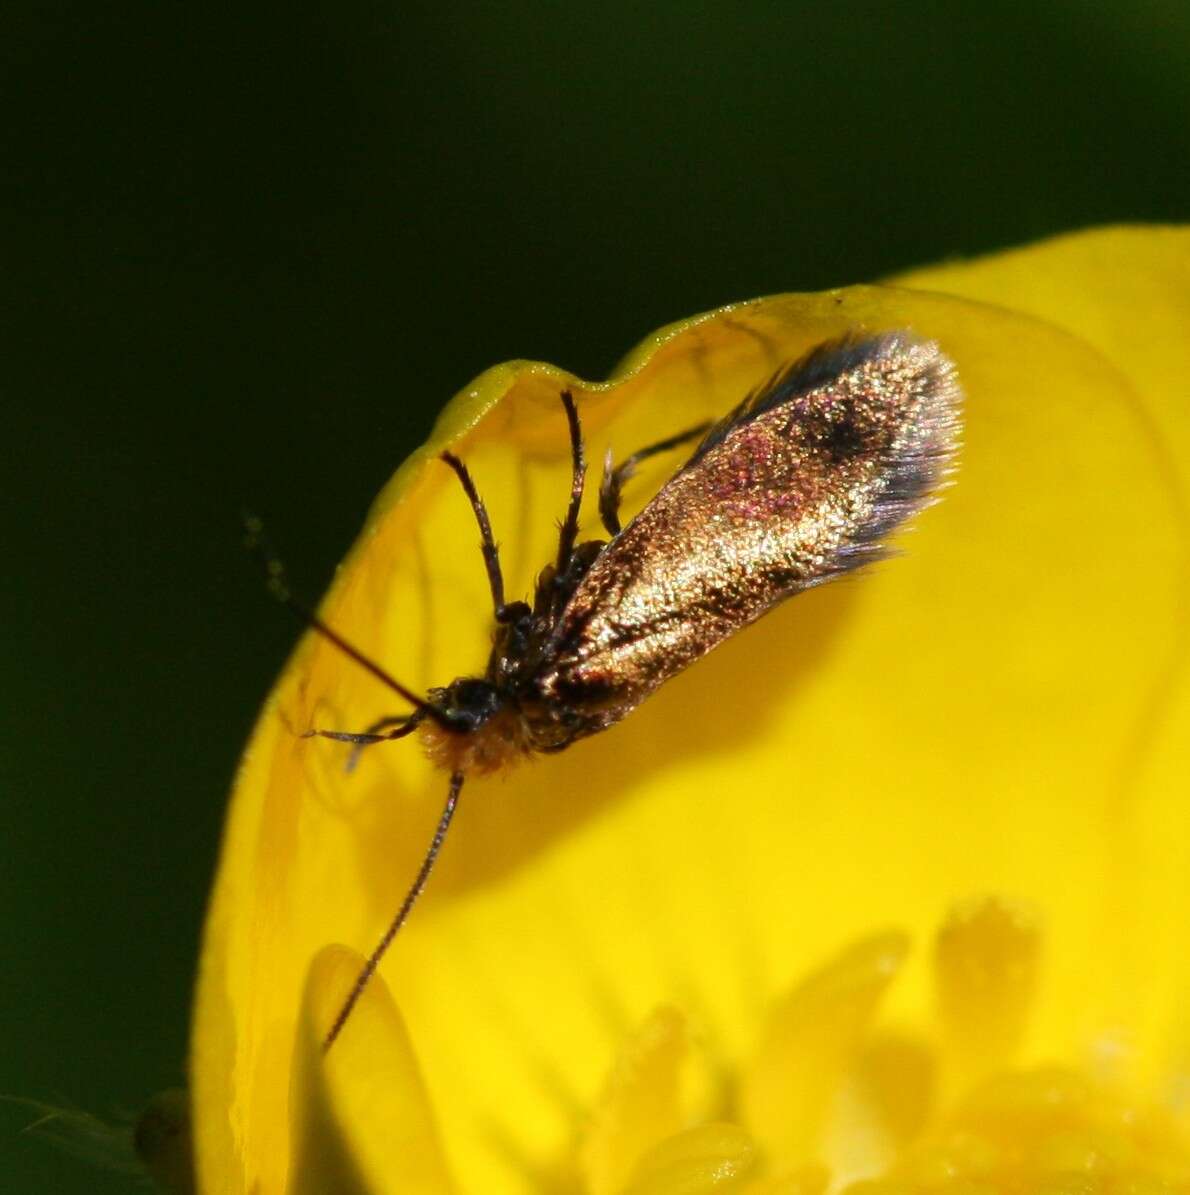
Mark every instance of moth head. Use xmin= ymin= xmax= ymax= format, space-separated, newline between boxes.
xmin=430 ymin=676 xmax=504 ymax=732
xmin=421 ymin=677 xmax=530 ymax=775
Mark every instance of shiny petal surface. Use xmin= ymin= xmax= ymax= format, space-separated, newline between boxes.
xmin=621 ymin=1124 xmax=756 ymax=1195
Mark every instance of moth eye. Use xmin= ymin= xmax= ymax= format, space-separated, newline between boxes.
xmin=448 ymin=678 xmax=502 ymax=721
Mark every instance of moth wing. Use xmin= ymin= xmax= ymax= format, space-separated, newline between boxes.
xmin=536 ymin=333 xmax=961 ymax=725
xmin=684 ymin=333 xmax=920 ymax=469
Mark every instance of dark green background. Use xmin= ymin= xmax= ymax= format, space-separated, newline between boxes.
xmin=3 ymin=1 xmax=1188 ymax=1188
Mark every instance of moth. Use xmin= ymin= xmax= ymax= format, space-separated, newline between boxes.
xmin=252 ymin=331 xmax=961 ymax=1048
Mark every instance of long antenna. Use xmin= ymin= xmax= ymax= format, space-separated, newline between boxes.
xmin=323 ymin=770 xmax=465 ymax=1050
xmin=243 ymin=514 xmax=446 ymax=724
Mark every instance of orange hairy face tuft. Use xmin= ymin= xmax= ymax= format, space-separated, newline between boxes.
xmin=418 ymin=707 xmax=533 ymax=776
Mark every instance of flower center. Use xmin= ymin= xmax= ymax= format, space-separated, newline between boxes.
xmin=575 ymin=899 xmax=1190 ymax=1195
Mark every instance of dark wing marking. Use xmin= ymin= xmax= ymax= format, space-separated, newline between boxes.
xmin=685 ymin=333 xmax=909 ymax=468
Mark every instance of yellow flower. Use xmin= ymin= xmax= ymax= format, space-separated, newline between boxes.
xmin=193 ymin=226 xmax=1190 ymax=1195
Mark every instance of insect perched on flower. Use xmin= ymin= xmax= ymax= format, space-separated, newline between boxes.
xmin=248 ymin=331 xmax=961 ymax=1049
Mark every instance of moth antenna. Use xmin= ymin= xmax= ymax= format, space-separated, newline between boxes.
xmin=323 ymin=769 xmax=465 ymax=1051
xmin=242 ymin=513 xmax=447 ymax=726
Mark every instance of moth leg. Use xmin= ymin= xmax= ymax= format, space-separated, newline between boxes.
xmin=440 ymin=451 xmax=507 ymax=619
xmin=302 ymin=711 xmax=423 ymax=772
xmin=343 ymin=713 xmax=423 ymax=772
xmin=555 ymin=390 xmax=586 ymax=571
xmin=598 ymin=421 xmax=712 ymax=536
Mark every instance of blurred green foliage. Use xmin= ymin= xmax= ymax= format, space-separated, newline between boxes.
xmin=3 ymin=1 xmax=1188 ymax=1188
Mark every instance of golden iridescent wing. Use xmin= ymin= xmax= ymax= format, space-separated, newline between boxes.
xmin=533 ymin=333 xmax=961 ymax=729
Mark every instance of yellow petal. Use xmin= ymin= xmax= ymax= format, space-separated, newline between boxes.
xmin=844 ymin=1033 xmax=935 ymax=1157
xmin=880 ymin=1064 xmax=1190 ymax=1192
xmin=742 ymin=1170 xmax=828 ymax=1195
xmin=739 ymin=933 xmax=907 ymax=1172
xmin=288 ymin=946 xmax=454 ymax=1195
xmin=933 ymin=897 xmax=1041 ymax=1092
xmin=580 ymin=1006 xmax=691 ymax=1195
xmin=897 ymin=226 xmax=1190 ymax=1091
xmin=193 ymin=227 xmax=1190 ymax=1193
xmin=893 ymin=225 xmax=1190 ymax=463
xmin=622 ymin=1123 xmax=756 ymax=1195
